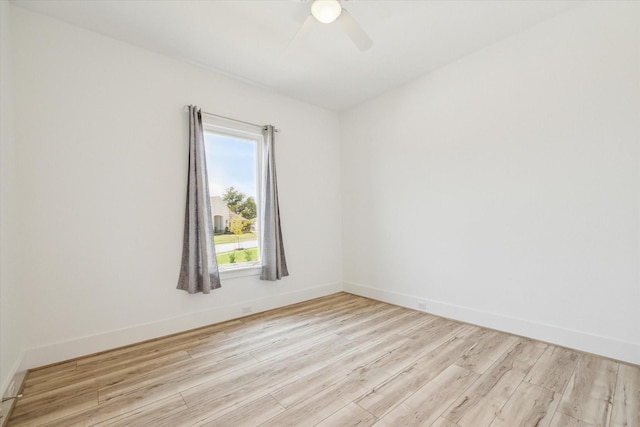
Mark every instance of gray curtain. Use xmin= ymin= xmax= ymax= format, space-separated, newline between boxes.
xmin=260 ymin=125 xmax=289 ymax=281
xmin=177 ymin=106 xmax=221 ymax=294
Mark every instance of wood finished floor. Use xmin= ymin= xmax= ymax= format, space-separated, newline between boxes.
xmin=8 ymin=292 xmax=639 ymax=427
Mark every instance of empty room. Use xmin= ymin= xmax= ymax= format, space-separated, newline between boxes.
xmin=0 ymin=0 xmax=638 ymax=426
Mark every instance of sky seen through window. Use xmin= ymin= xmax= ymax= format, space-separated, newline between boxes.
xmin=204 ymin=132 xmax=257 ymax=200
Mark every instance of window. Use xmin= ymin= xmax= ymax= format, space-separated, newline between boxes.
xmin=203 ymin=118 xmax=262 ymax=272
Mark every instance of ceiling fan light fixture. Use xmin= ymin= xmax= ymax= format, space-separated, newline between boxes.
xmin=311 ymin=0 xmax=342 ymax=24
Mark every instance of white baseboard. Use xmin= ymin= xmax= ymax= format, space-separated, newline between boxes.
xmin=20 ymin=282 xmax=342 ymax=371
xmin=1 ymin=354 xmax=26 ymax=427
xmin=17 ymin=280 xmax=639 ymax=371
xmin=1 ymin=352 xmax=23 ymax=399
xmin=344 ymin=281 xmax=640 ymax=365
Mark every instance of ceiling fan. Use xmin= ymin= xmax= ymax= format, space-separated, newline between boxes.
xmin=291 ymin=0 xmax=373 ymax=51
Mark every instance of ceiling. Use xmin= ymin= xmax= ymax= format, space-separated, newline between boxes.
xmin=12 ymin=0 xmax=580 ymax=112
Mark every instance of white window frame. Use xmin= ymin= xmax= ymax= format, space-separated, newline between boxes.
xmin=202 ymin=116 xmax=263 ymax=279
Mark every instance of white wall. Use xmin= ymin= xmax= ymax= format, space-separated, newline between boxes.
xmin=11 ymin=6 xmax=342 ymax=369
xmin=1 ymin=0 xmax=25 ymax=396
xmin=341 ymin=2 xmax=640 ymax=364
xmin=6 ymin=0 xmax=639 ymax=376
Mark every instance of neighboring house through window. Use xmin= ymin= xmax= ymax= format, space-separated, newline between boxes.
xmin=210 ymin=196 xmax=231 ymax=233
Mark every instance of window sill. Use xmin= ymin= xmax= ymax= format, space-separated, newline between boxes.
xmin=219 ymin=264 xmax=261 ymax=280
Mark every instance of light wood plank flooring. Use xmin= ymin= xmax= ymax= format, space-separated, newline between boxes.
xmin=8 ymin=293 xmax=639 ymax=427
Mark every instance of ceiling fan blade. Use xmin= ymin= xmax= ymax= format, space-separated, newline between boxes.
xmin=287 ymin=15 xmax=316 ymax=51
xmin=335 ymin=9 xmax=373 ymax=51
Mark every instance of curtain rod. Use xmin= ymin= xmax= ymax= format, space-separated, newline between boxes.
xmin=184 ymin=105 xmax=279 ymax=132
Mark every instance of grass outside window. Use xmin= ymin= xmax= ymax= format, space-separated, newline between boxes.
xmin=214 ymin=232 xmax=257 ymax=245
xmin=216 ymin=247 xmax=259 ymax=266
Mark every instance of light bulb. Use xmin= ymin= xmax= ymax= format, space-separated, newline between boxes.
xmin=311 ymin=0 xmax=342 ymax=24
